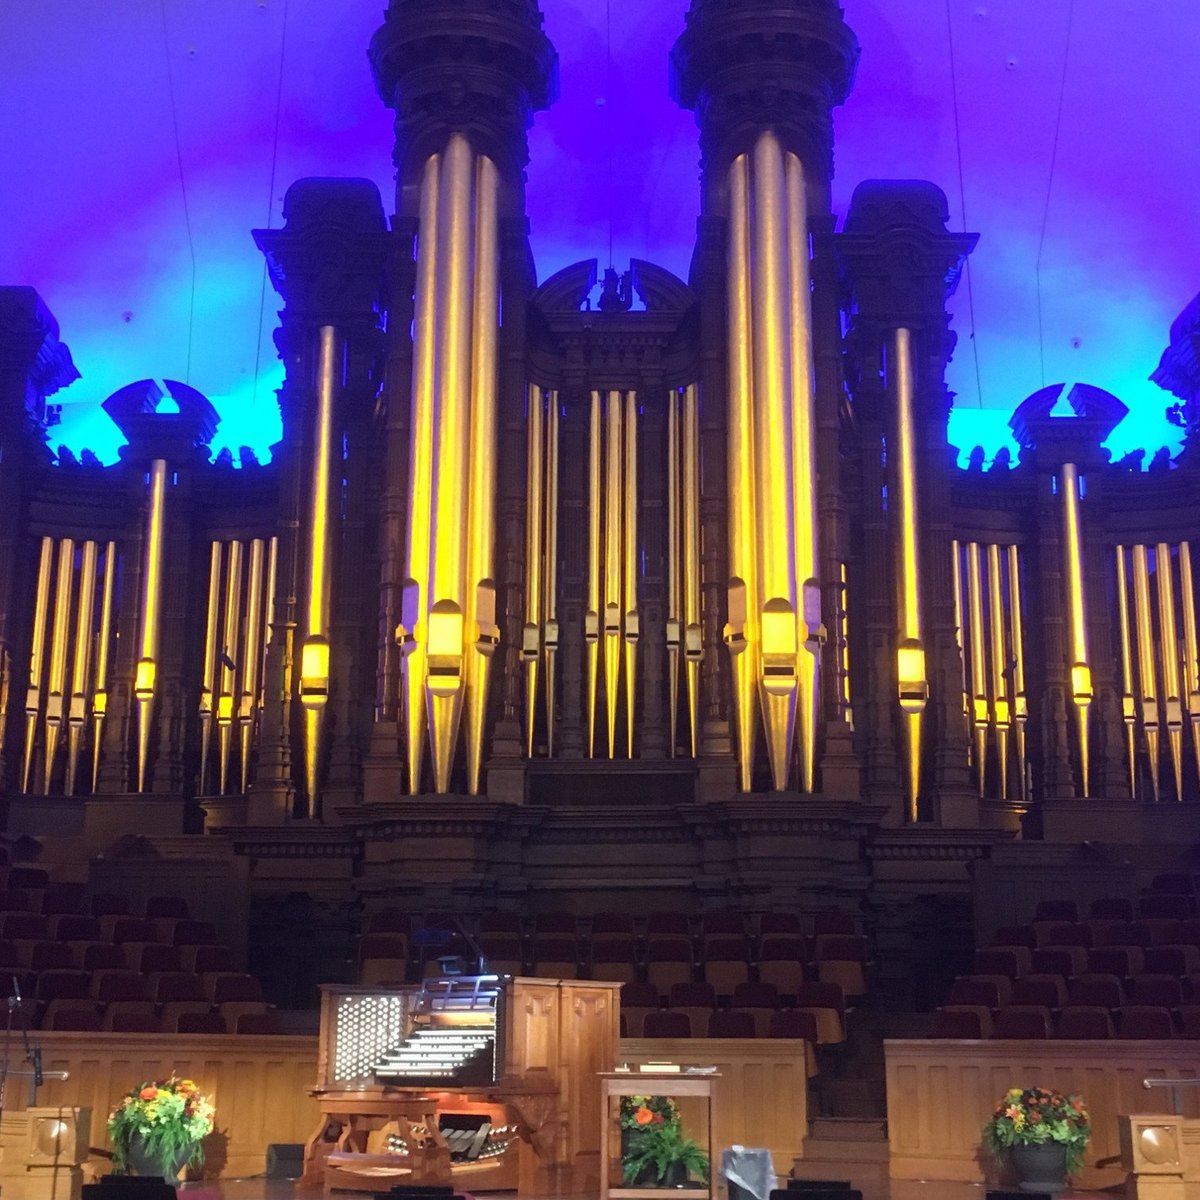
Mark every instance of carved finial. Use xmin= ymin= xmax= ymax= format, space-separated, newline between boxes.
xmin=597 ymin=267 xmax=633 ymax=312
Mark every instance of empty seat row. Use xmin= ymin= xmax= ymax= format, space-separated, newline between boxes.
xmin=1032 ymin=893 xmax=1196 ymax=923
xmin=935 ymin=1002 xmax=1192 ymax=1040
xmin=47 ymin=1007 xmax=284 ymax=1035
xmin=952 ymin=971 xmax=1195 ymax=1010
xmin=994 ymin=920 xmax=1200 ymax=951
xmin=622 ymin=1007 xmax=820 ymax=1040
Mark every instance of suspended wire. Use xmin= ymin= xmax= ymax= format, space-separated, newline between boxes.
xmin=252 ymin=0 xmax=291 ymax=409
xmin=161 ymin=0 xmax=198 ymax=385
xmin=605 ymin=0 xmax=614 ymax=269
xmin=1035 ymin=0 xmax=1075 ymax=388
xmin=945 ymin=0 xmax=984 ymax=409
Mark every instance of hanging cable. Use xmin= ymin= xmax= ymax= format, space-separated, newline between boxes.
xmin=605 ymin=0 xmax=614 ymax=269
xmin=945 ymin=0 xmax=984 ymax=409
xmin=1035 ymin=0 xmax=1075 ymax=388
xmin=161 ymin=0 xmax=198 ymax=384
xmin=252 ymin=0 xmax=291 ymax=410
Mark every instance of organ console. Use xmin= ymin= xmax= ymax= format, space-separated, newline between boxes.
xmin=303 ymin=976 xmax=621 ymax=1194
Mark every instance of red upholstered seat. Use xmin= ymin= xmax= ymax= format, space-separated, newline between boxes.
xmin=706 ymin=1009 xmax=756 ymax=1038
xmin=643 ymin=1010 xmax=691 ymax=1038
xmin=645 ymin=938 xmax=694 ymax=994
xmin=768 ymin=1009 xmax=820 ymax=1041
xmin=531 ymin=936 xmax=579 ymax=978
xmin=993 ymin=925 xmax=1037 ymax=949
xmin=1091 ymin=897 xmax=1135 ymax=921
xmin=533 ymin=912 xmax=576 ymax=936
xmin=759 ymin=913 xmax=803 ymax=937
xmin=647 ymin=912 xmax=692 ymax=937
xmin=176 ymin=1012 xmax=228 ymax=1034
xmin=237 ymin=1011 xmax=285 ymax=1034
xmin=1139 ymin=894 xmax=1191 ymax=921
xmin=145 ymin=896 xmax=190 ymax=920
xmin=1055 ymin=1006 xmax=1114 ymax=1039
xmin=1067 ymin=974 xmax=1124 ymax=1009
xmin=50 ymin=1005 xmax=102 ymax=1031
xmin=948 ymin=978 xmax=1001 ymax=1008
xmin=1129 ymin=975 xmax=1184 ymax=1008
xmin=107 ymin=1010 xmax=163 ymax=1033
xmin=1012 ymin=976 xmax=1064 ymax=1009
xmin=733 ymin=981 xmax=780 ymax=1010
xmin=366 ymin=908 xmax=410 ymax=934
xmin=29 ymin=941 xmax=74 ymax=971
xmin=933 ymin=1008 xmax=986 ymax=1038
xmin=1035 ymin=900 xmax=1078 ymax=922
xmin=478 ymin=911 xmax=523 ymax=935
xmin=1119 ymin=1005 xmax=1175 ymax=1039
xmin=814 ymin=911 xmax=858 ymax=937
xmin=992 ymin=1005 xmax=1051 ymax=1039
xmin=591 ymin=912 xmax=634 ymax=936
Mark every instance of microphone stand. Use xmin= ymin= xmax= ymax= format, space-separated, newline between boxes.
xmin=0 ymin=977 xmax=69 ymax=1132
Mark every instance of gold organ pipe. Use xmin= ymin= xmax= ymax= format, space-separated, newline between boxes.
xmin=136 ymin=458 xmax=168 ymax=793
xmin=725 ymin=152 xmax=759 ymax=792
xmin=261 ymin=536 xmax=278 ymax=709
xmin=586 ymin=391 xmax=602 ymax=757
xmin=42 ymin=537 xmax=75 ymax=792
xmin=893 ymin=329 xmax=924 ymax=819
xmin=22 ymin=536 xmax=54 ymax=793
xmin=240 ymin=537 xmax=266 ymax=794
xmin=682 ymin=383 xmax=702 ymax=760
xmin=603 ymin=390 xmax=623 ymax=758
xmin=623 ymin=390 xmax=639 ymax=757
xmin=966 ymin=541 xmax=988 ymax=797
xmin=523 ymin=384 xmax=544 ymax=759
xmin=986 ymin=542 xmax=1010 ymax=801
xmin=1132 ymin=543 xmax=1160 ymax=799
xmin=1115 ymin=545 xmax=1137 ymax=798
xmin=426 ymin=132 xmax=475 ymax=794
xmin=1007 ymin=544 xmax=1029 ymax=802
xmin=402 ymin=152 xmax=441 ymax=795
xmin=666 ymin=390 xmax=681 ymax=757
xmin=464 ymin=152 xmax=500 ymax=794
xmin=542 ymin=390 xmax=559 ymax=760
xmin=840 ymin=562 xmax=852 ymax=727
xmin=303 ymin=326 xmax=339 ymax=814
xmin=65 ymin=540 xmax=98 ymax=796
xmin=1179 ymin=541 xmax=1200 ymax=794
xmin=1155 ymin=543 xmax=1184 ymax=800
xmin=785 ymin=149 xmax=820 ymax=794
xmin=218 ymin=539 xmax=244 ymax=796
xmin=199 ymin=541 xmax=223 ymax=793
xmin=751 ymin=131 xmax=798 ymax=792
xmin=91 ymin=541 xmax=116 ymax=794
xmin=951 ymin=540 xmax=971 ymax=756
xmin=1059 ymin=462 xmax=1091 ymax=796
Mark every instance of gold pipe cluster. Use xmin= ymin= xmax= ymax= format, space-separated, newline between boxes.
xmin=723 ymin=132 xmax=823 ymax=793
xmin=1115 ymin=541 xmax=1199 ymax=801
xmin=1059 ymin=463 xmax=1092 ymax=796
xmin=838 ymin=563 xmax=853 ymax=729
xmin=22 ymin=537 xmax=117 ymax=795
xmin=135 ymin=458 xmax=168 ymax=793
xmin=665 ymin=386 xmax=702 ymax=757
xmin=398 ymin=135 xmax=501 ymax=794
xmin=954 ymin=541 xmax=1028 ymax=803
xmin=522 ymin=385 xmax=560 ymax=758
xmin=890 ymin=328 xmax=925 ymax=820
xmin=582 ymin=390 xmax=640 ymax=758
xmin=197 ymin=537 xmax=276 ymax=796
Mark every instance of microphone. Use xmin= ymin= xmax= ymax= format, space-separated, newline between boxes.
xmin=11 ymin=976 xmax=20 ymax=1005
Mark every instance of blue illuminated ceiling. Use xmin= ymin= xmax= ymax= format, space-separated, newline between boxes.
xmin=1 ymin=1 xmax=1196 ymax=465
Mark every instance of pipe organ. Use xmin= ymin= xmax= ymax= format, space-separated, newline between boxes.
xmin=5 ymin=0 xmax=1200 ymax=844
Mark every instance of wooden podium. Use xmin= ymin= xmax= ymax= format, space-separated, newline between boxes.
xmin=303 ymin=977 xmax=619 ymax=1194
xmin=599 ymin=1071 xmax=718 ymax=1200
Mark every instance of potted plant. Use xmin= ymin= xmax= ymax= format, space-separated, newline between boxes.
xmin=620 ymin=1095 xmax=710 ymax=1188
xmin=108 ymin=1076 xmax=215 ymax=1179
xmin=982 ymin=1087 xmax=1090 ymax=1193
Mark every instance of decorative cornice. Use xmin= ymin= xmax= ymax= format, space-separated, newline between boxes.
xmin=867 ymin=827 xmax=1012 ymax=862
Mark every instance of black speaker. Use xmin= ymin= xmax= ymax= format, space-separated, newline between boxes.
xmin=373 ymin=1188 xmax=457 ymax=1200
xmin=83 ymin=1176 xmax=177 ymax=1200
xmin=787 ymin=1182 xmax=853 ymax=1192
xmin=265 ymin=1143 xmax=305 ymax=1179
xmin=987 ymin=1191 xmax=1053 ymax=1200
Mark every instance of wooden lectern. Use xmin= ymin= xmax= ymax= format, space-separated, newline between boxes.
xmin=303 ymin=976 xmax=619 ymax=1194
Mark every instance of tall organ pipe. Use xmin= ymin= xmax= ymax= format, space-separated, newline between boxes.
xmin=241 ymin=537 xmax=266 ymax=794
xmin=1132 ymin=543 xmax=1160 ymax=799
xmin=666 ymin=390 xmax=681 ymax=757
xmin=986 ymin=542 xmax=1010 ymax=801
xmin=1007 ymin=544 xmax=1029 ymax=801
xmin=1155 ymin=543 xmax=1184 ymax=799
xmin=623 ymin=391 xmax=639 ymax=757
xmin=218 ymin=539 xmax=244 ymax=796
xmin=603 ymin=391 xmax=623 ymax=758
xmin=22 ymin=537 xmax=53 ymax=793
xmin=966 ymin=541 xmax=987 ymax=796
xmin=136 ymin=458 xmax=168 ymax=793
xmin=43 ymin=537 xmax=75 ymax=791
xmin=682 ymin=384 xmax=702 ymax=759
xmin=1179 ymin=542 xmax=1200 ymax=791
xmin=586 ymin=392 xmax=602 ymax=757
xmin=523 ymin=384 xmax=545 ymax=759
xmin=542 ymin=391 xmax=559 ymax=759
xmin=91 ymin=541 xmax=116 ymax=793
xmin=1059 ymin=462 xmax=1091 ymax=796
xmin=199 ymin=542 xmax=223 ymax=793
xmin=65 ymin=540 xmax=98 ymax=796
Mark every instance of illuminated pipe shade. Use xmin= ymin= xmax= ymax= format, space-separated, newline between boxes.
xmin=839 ymin=562 xmax=853 ymax=729
xmin=750 ymin=131 xmax=798 ymax=792
xmin=91 ymin=541 xmax=116 ymax=794
xmin=136 ymin=458 xmax=168 ymax=793
xmin=965 ymin=542 xmax=988 ymax=795
xmin=522 ymin=383 xmax=545 ymax=759
xmin=1132 ymin=542 xmax=1161 ymax=799
xmin=1155 ymin=543 xmax=1185 ymax=800
xmin=65 ymin=539 xmax=98 ymax=796
xmin=1058 ymin=462 xmax=1092 ymax=796
xmin=400 ymin=152 xmax=441 ymax=795
xmin=199 ymin=541 xmax=223 ymax=793
xmin=724 ymin=151 xmax=760 ymax=792
xmin=785 ymin=149 xmax=821 ymax=795
xmin=541 ymin=390 xmax=559 ymax=761
xmin=603 ymin=390 xmax=622 ymax=759
xmin=666 ymin=389 xmax=681 ymax=758
xmin=240 ymin=537 xmax=267 ymax=794
xmin=463 ymin=152 xmax=500 ymax=794
xmin=586 ymin=391 xmax=601 ymax=758
xmin=682 ymin=383 xmax=702 ymax=760
xmin=22 ymin=536 xmax=54 ymax=793
xmin=218 ymin=538 xmax=244 ymax=796
xmin=303 ymin=325 xmax=340 ymax=813
xmin=42 ymin=537 xmax=75 ymax=793
xmin=1114 ymin=545 xmax=1137 ymax=798
xmin=892 ymin=328 xmax=925 ymax=819
xmin=425 ymin=132 xmax=475 ymax=795
xmin=1179 ymin=541 xmax=1200 ymax=795
xmin=1007 ymin=544 xmax=1029 ymax=802
xmin=987 ymin=542 xmax=1011 ymax=801
xmin=623 ymin=390 xmax=639 ymax=758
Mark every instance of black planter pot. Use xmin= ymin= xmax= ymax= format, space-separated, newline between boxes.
xmin=125 ymin=1135 xmax=195 ymax=1181
xmin=1009 ymin=1142 xmax=1069 ymax=1193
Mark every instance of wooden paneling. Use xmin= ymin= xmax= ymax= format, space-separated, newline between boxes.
xmin=886 ymin=1039 xmax=1200 ymax=1186
xmin=17 ymin=1033 xmax=319 ymax=1179
xmin=621 ymin=1038 xmax=810 ymax=1175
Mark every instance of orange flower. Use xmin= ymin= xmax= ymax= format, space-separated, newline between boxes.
xmin=635 ymin=1107 xmax=654 ymax=1126
xmin=139 ymin=1087 xmax=158 ymax=1101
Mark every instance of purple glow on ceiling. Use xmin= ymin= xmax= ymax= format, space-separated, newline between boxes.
xmin=1 ymin=1 xmax=1196 ymax=464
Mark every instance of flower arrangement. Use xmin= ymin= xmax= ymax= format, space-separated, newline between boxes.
xmin=108 ymin=1077 xmax=215 ymax=1177
xmin=620 ymin=1095 xmax=709 ymax=1187
xmin=982 ymin=1087 xmax=1091 ymax=1175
